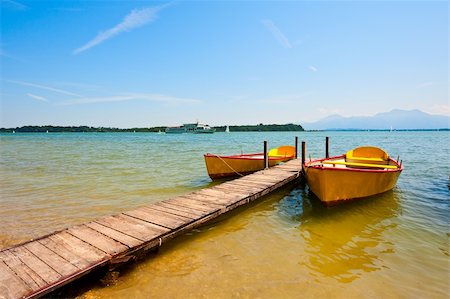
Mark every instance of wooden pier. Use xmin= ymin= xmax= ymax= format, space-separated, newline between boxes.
xmin=0 ymin=159 xmax=302 ymax=299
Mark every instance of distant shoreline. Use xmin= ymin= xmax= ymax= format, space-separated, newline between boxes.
xmin=0 ymin=124 xmax=305 ymax=133
xmin=0 ymin=125 xmax=447 ymax=133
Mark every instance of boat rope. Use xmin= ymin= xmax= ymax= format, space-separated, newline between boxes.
xmin=211 ymin=154 xmax=245 ymax=177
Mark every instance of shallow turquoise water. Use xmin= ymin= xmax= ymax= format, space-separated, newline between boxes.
xmin=0 ymin=131 xmax=448 ymax=298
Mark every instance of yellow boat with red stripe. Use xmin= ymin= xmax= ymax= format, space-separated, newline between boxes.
xmin=204 ymin=146 xmax=295 ymax=180
xmin=304 ymin=146 xmax=403 ymax=206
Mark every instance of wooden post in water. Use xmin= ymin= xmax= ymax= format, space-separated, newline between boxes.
xmin=325 ymin=136 xmax=330 ymax=158
xmin=301 ymin=141 xmax=306 ymax=173
xmin=295 ymin=136 xmax=298 ymax=159
xmin=264 ymin=140 xmax=268 ymax=169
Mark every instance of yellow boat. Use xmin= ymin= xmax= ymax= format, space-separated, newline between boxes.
xmin=304 ymin=146 xmax=403 ymax=206
xmin=204 ymin=145 xmax=295 ymax=179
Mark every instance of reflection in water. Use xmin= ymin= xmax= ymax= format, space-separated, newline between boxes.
xmin=279 ymin=187 xmax=401 ymax=283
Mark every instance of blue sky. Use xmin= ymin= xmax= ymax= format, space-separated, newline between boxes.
xmin=1 ymin=0 xmax=448 ymax=128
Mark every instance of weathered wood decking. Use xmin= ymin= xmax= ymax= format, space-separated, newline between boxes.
xmin=0 ymin=159 xmax=302 ymax=299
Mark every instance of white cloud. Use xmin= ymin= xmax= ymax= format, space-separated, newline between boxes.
xmin=73 ymin=6 xmax=164 ymax=54
xmin=6 ymin=80 xmax=82 ymax=97
xmin=27 ymin=93 xmax=48 ymax=102
xmin=59 ymin=93 xmax=202 ymax=106
xmin=261 ymin=19 xmax=292 ymax=49
xmin=308 ymin=65 xmax=318 ymax=72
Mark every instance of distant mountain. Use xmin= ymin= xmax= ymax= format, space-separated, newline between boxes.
xmin=304 ymin=109 xmax=449 ymax=130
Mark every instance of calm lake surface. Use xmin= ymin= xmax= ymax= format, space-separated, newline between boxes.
xmin=0 ymin=131 xmax=448 ymax=298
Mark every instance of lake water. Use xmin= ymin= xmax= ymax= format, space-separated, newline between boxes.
xmin=0 ymin=131 xmax=448 ymax=298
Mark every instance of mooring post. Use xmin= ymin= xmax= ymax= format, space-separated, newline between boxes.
xmin=294 ymin=136 xmax=298 ymax=159
xmin=264 ymin=140 xmax=268 ymax=169
xmin=301 ymin=141 xmax=306 ymax=173
xmin=325 ymin=136 xmax=330 ymax=158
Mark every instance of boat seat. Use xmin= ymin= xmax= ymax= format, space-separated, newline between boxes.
xmin=268 ymin=145 xmax=295 ymax=157
xmin=322 ymin=160 xmax=398 ymax=169
xmin=346 ymin=146 xmax=389 ymax=165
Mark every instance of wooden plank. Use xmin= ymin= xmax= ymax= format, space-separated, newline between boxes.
xmin=85 ymin=222 xmax=143 ymax=248
xmin=124 ymin=207 xmax=189 ymax=230
xmin=264 ymin=170 xmax=298 ymax=179
xmin=153 ymin=201 xmax=210 ymax=218
xmin=147 ymin=202 xmax=200 ymax=219
xmin=95 ymin=214 xmax=168 ymax=242
xmin=0 ymin=250 xmax=46 ymax=292
xmin=116 ymin=214 xmax=171 ymax=233
xmin=273 ymin=164 xmax=301 ymax=171
xmin=10 ymin=246 xmax=61 ymax=285
xmin=236 ymin=175 xmax=280 ymax=184
xmin=196 ymin=188 xmax=251 ymax=200
xmin=239 ymin=174 xmax=283 ymax=184
xmin=199 ymin=191 xmax=252 ymax=206
xmin=167 ymin=196 xmax=223 ymax=213
xmin=277 ymin=166 xmax=302 ymax=171
xmin=188 ymin=190 xmax=243 ymax=205
xmin=219 ymin=182 xmax=269 ymax=194
xmin=158 ymin=207 xmax=223 ymax=244
xmin=263 ymin=168 xmax=298 ymax=175
xmin=232 ymin=179 xmax=274 ymax=188
xmin=248 ymin=171 xmax=288 ymax=179
xmin=181 ymin=193 xmax=228 ymax=207
xmin=164 ymin=196 xmax=222 ymax=213
xmin=213 ymin=183 xmax=264 ymax=194
xmin=38 ymin=236 xmax=91 ymax=270
xmin=282 ymin=159 xmax=302 ymax=165
xmin=141 ymin=206 xmax=194 ymax=221
xmin=50 ymin=231 xmax=107 ymax=264
xmin=0 ymin=260 xmax=31 ymax=299
xmin=212 ymin=186 xmax=261 ymax=199
xmin=24 ymin=241 xmax=79 ymax=277
xmin=182 ymin=193 xmax=237 ymax=208
xmin=67 ymin=225 xmax=128 ymax=255
xmin=227 ymin=178 xmax=273 ymax=188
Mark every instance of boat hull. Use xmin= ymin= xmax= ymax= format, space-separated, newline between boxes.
xmin=305 ymin=157 xmax=402 ymax=206
xmin=204 ymin=153 xmax=292 ymax=179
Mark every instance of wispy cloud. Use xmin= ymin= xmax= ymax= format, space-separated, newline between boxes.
xmin=2 ymin=0 xmax=28 ymax=10
xmin=261 ymin=19 xmax=292 ymax=49
xmin=27 ymin=93 xmax=48 ymax=102
xmin=73 ymin=5 xmax=165 ymax=55
xmin=6 ymin=80 xmax=83 ymax=97
xmin=308 ymin=65 xmax=318 ymax=72
xmin=0 ymin=45 xmax=28 ymax=63
xmin=59 ymin=93 xmax=202 ymax=106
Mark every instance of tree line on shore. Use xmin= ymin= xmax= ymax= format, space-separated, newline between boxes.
xmin=0 ymin=124 xmax=304 ymax=133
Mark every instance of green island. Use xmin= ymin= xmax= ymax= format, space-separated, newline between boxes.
xmin=0 ymin=123 xmax=304 ymax=133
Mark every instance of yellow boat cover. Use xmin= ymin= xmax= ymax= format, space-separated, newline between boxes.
xmin=346 ymin=146 xmax=388 ymax=164
xmin=268 ymin=145 xmax=295 ymax=158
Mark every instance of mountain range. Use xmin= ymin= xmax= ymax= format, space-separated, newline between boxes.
xmin=303 ymin=109 xmax=449 ymax=130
